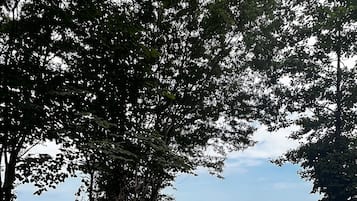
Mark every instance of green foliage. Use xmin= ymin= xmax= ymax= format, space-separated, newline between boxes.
xmin=59 ymin=0 xmax=279 ymax=200
xmin=0 ymin=0 xmax=74 ymax=200
xmin=268 ymin=1 xmax=357 ymax=201
xmin=0 ymin=0 xmax=283 ymax=200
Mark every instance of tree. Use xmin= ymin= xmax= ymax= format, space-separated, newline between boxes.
xmin=58 ymin=0 xmax=280 ymax=200
xmin=0 ymin=0 xmax=283 ymax=200
xmin=58 ymin=1 xmax=168 ymax=200
xmin=0 ymin=1 xmax=76 ymax=200
xmin=269 ymin=1 xmax=357 ymax=200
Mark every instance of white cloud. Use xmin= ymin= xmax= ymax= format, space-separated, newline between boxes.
xmin=228 ymin=124 xmax=300 ymax=160
xmin=221 ymin=124 xmax=301 ymax=174
xmin=223 ymin=158 xmax=264 ymax=174
xmin=25 ymin=140 xmax=61 ymax=157
xmin=226 ymin=158 xmax=264 ymax=168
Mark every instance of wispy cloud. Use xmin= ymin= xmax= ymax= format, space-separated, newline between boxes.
xmin=26 ymin=140 xmax=61 ymax=157
xmin=229 ymin=124 xmax=300 ymax=160
xmin=222 ymin=124 xmax=300 ymax=174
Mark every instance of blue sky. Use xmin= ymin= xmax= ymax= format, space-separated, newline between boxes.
xmin=172 ymin=162 xmax=320 ymax=201
xmin=16 ymin=125 xmax=322 ymax=201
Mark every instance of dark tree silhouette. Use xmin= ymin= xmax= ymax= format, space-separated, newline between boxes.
xmin=59 ymin=0 xmax=280 ymax=200
xmin=0 ymin=1 xmax=76 ymax=200
xmin=268 ymin=1 xmax=357 ymax=201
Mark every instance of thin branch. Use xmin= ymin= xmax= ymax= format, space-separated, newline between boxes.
xmin=18 ymin=140 xmax=41 ymax=158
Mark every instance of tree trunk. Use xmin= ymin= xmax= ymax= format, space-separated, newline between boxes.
xmin=335 ymin=29 xmax=342 ymax=140
xmin=2 ymin=151 xmax=18 ymax=201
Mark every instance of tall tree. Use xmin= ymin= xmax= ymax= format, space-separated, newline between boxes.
xmin=59 ymin=0 xmax=280 ymax=200
xmin=269 ymin=1 xmax=357 ymax=200
xmin=0 ymin=1 xmax=75 ymax=200
xmin=0 ymin=0 xmax=283 ymax=200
